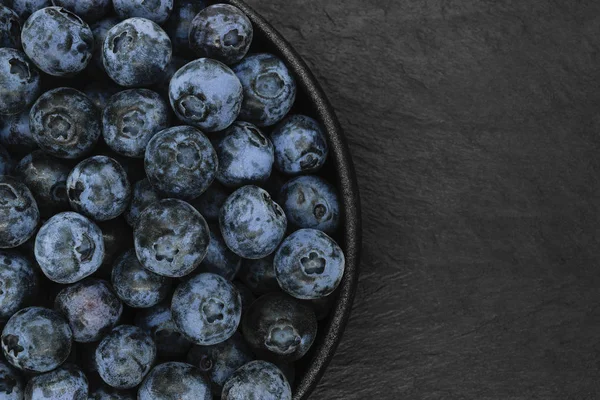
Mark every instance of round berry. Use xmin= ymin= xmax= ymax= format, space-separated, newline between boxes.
xmin=2 ymin=307 xmax=72 ymax=372
xmin=124 ymin=178 xmax=162 ymax=227
xmin=83 ymin=80 xmax=121 ymax=111
xmin=275 ymin=229 xmax=345 ymax=300
xmin=0 ymin=145 xmax=12 ymax=176
xmin=189 ymin=4 xmax=253 ymax=65
xmin=0 ymin=48 xmax=41 ymax=116
xmin=21 ymin=7 xmax=93 ymax=76
xmin=219 ymin=186 xmax=287 ymax=259
xmin=35 ymin=212 xmax=104 ymax=284
xmin=238 ymin=255 xmax=280 ymax=296
xmin=24 ymin=364 xmax=88 ymax=399
xmin=111 ymin=249 xmax=171 ymax=308
xmin=135 ymin=303 xmax=191 ymax=359
xmin=0 ymin=176 xmax=39 ymax=249
xmin=54 ymin=279 xmax=122 ymax=343
xmin=0 ymin=5 xmax=21 ymax=49
xmin=172 ymin=273 xmax=241 ymax=346
xmin=0 ymin=110 xmax=37 ymax=151
xmin=90 ymin=16 xmax=120 ymax=72
xmin=214 ymin=121 xmax=274 ymax=188
xmin=138 ymin=362 xmax=211 ymax=400
xmin=102 ymin=17 xmax=172 ymax=87
xmin=29 ymin=87 xmax=101 ymax=159
xmin=164 ymin=0 xmax=206 ymax=53
xmin=95 ymin=325 xmax=156 ymax=389
xmin=233 ymin=53 xmax=296 ymax=127
xmin=113 ymin=0 xmax=173 ymax=25
xmin=242 ymin=293 xmax=317 ymax=362
xmin=221 ymin=360 xmax=291 ymax=400
xmin=89 ymin=385 xmax=135 ymax=400
xmin=169 ymin=58 xmax=242 ymax=132
xmin=4 ymin=0 xmax=50 ymax=19
xmin=51 ymin=0 xmax=110 ymax=22
xmin=145 ymin=126 xmax=217 ymax=200
xmin=0 ymin=251 xmax=38 ymax=321
xmin=189 ymin=181 xmax=229 ymax=222
xmin=197 ymin=224 xmax=241 ymax=281
xmin=0 ymin=359 xmax=24 ymax=399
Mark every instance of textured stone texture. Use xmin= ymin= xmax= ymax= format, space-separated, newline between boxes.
xmin=245 ymin=0 xmax=600 ymax=398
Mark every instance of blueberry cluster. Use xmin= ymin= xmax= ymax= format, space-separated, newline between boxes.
xmin=0 ymin=1 xmax=346 ymax=397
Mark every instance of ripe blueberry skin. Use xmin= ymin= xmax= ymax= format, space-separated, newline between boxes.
xmin=83 ymin=80 xmax=120 ymax=111
xmin=113 ymin=0 xmax=173 ymax=25
xmin=94 ymin=325 xmax=156 ymax=389
xmin=16 ymin=150 xmax=70 ymax=218
xmin=189 ymin=181 xmax=229 ymax=222
xmin=0 ymin=110 xmax=37 ymax=151
xmin=111 ymin=249 xmax=171 ymax=308
xmin=275 ymin=229 xmax=345 ymax=300
xmin=54 ymin=279 xmax=123 ymax=343
xmin=124 ymin=178 xmax=162 ymax=227
xmin=1 ymin=307 xmax=73 ymax=373
xmin=278 ymin=175 xmax=340 ymax=234
xmin=238 ymin=255 xmax=280 ymax=296
xmin=0 ymin=48 xmax=41 ymax=116
xmin=0 ymin=251 xmax=38 ymax=322
xmin=138 ymin=362 xmax=211 ymax=400
xmin=144 ymin=126 xmax=218 ymax=200
xmin=172 ymin=273 xmax=242 ymax=346
xmin=0 ymin=145 xmax=12 ymax=176
xmin=4 ymin=0 xmax=50 ymax=19
xmin=219 ymin=185 xmax=287 ymax=259
xmin=51 ymin=0 xmax=110 ymax=22
xmin=21 ymin=7 xmax=94 ymax=77
xmin=24 ymin=364 xmax=88 ymax=400
xmin=0 ymin=176 xmax=40 ymax=249
xmin=102 ymin=17 xmax=172 ymax=87
xmin=164 ymin=0 xmax=206 ymax=53
xmin=169 ymin=58 xmax=243 ymax=132
xmin=135 ymin=302 xmax=192 ymax=359
xmin=29 ymin=87 xmax=101 ymax=159
xmin=0 ymin=5 xmax=21 ymax=49
xmin=89 ymin=385 xmax=135 ymax=400
xmin=189 ymin=4 xmax=253 ymax=65
xmin=196 ymin=224 xmax=241 ymax=281
xmin=242 ymin=293 xmax=317 ymax=363
xmin=90 ymin=16 xmax=120 ymax=73
xmin=221 ymin=360 xmax=292 ymax=400
xmin=0 ymin=359 xmax=24 ymax=399
xmin=34 ymin=212 xmax=105 ymax=284
xmin=232 ymin=53 xmax=297 ymax=127
xmin=271 ymin=114 xmax=329 ymax=175
xmin=102 ymin=89 xmax=170 ymax=158
xmin=186 ymin=332 xmax=253 ymax=395
xmin=214 ymin=121 xmax=274 ymax=188
xmin=67 ymin=156 xmax=131 ymax=221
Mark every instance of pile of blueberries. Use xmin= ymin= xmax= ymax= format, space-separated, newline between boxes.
xmin=0 ymin=0 xmax=346 ymax=399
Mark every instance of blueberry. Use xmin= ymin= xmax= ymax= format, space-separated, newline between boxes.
xmin=172 ymin=273 xmax=241 ymax=346
xmin=275 ymin=229 xmax=345 ymax=300
xmin=0 ymin=176 xmax=39 ymax=249
xmin=111 ymin=249 xmax=171 ymax=308
xmin=0 ymin=359 xmax=24 ymax=399
xmin=214 ymin=121 xmax=274 ymax=188
xmin=221 ymin=360 xmax=291 ymax=400
xmin=4 ymin=0 xmax=50 ymax=19
xmin=189 ymin=4 xmax=253 ymax=65
xmin=89 ymin=385 xmax=134 ymax=400
xmin=29 ymin=87 xmax=101 ymax=159
xmin=0 ymin=145 xmax=13 ymax=176
xmin=34 ymin=212 xmax=104 ymax=284
xmin=164 ymin=0 xmax=206 ymax=53
xmin=232 ymin=53 xmax=296 ymax=127
xmin=169 ymin=59 xmax=242 ymax=132
xmin=278 ymin=175 xmax=340 ymax=234
xmin=219 ymin=186 xmax=287 ymax=259
xmin=90 ymin=16 xmax=120 ymax=73
xmin=189 ymin=181 xmax=229 ymax=222
xmin=0 ymin=110 xmax=37 ymax=151
xmin=242 ymin=293 xmax=317 ymax=362
xmin=271 ymin=115 xmax=328 ymax=176
xmin=238 ymin=255 xmax=280 ymax=296
xmin=134 ymin=303 xmax=192 ymax=359
xmin=21 ymin=7 xmax=94 ymax=77
xmin=54 ymin=279 xmax=122 ymax=343
xmin=94 ymin=325 xmax=156 ymax=389
xmin=124 ymin=178 xmax=162 ymax=227
xmin=144 ymin=126 xmax=217 ymax=200
xmin=0 ymin=5 xmax=21 ymax=49
xmin=83 ymin=80 xmax=120 ymax=111
xmin=186 ymin=332 xmax=253 ymax=395
xmin=113 ymin=0 xmax=173 ymax=25
xmin=102 ymin=17 xmax=172 ymax=87
xmin=102 ymin=89 xmax=170 ymax=158
xmin=2 ymin=307 xmax=73 ymax=372
xmin=16 ymin=150 xmax=70 ymax=217
xmin=196 ymin=224 xmax=241 ymax=281
xmin=0 ymin=251 xmax=38 ymax=321
xmin=51 ymin=0 xmax=110 ymax=22
xmin=0 ymin=48 xmax=41 ymax=116
xmin=138 ymin=362 xmax=211 ymax=400
xmin=232 ymin=281 xmax=255 ymax=312
xmin=24 ymin=364 xmax=88 ymax=399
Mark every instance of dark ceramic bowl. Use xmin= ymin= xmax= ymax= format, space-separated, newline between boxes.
xmin=222 ymin=1 xmax=362 ymax=398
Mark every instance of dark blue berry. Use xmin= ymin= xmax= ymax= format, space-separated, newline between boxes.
xmin=113 ymin=0 xmax=173 ymax=25
xmin=0 ymin=145 xmax=12 ymax=176
xmin=219 ymin=185 xmax=287 ymax=259
xmin=0 ymin=251 xmax=38 ymax=321
xmin=135 ymin=302 xmax=192 ymax=359
xmin=51 ymin=0 xmax=110 ymax=22
xmin=90 ymin=16 xmax=120 ymax=73
xmin=0 ymin=176 xmax=39 ymax=249
xmin=0 ymin=48 xmax=41 ymax=116
xmin=83 ymin=80 xmax=120 ymax=111
xmin=172 ymin=273 xmax=241 ymax=346
xmin=238 ymin=255 xmax=280 ymax=296
xmin=0 ymin=5 xmax=21 ymax=49
xmin=124 ymin=178 xmax=162 ymax=227
xmin=0 ymin=111 xmax=37 ymax=151
xmin=4 ymin=0 xmax=50 ymax=19
xmin=0 ymin=359 xmax=24 ymax=399
xmin=275 ymin=229 xmax=345 ymax=300
xmin=24 ymin=364 xmax=87 ymax=399
xmin=169 ymin=59 xmax=242 ymax=132
xmin=189 ymin=4 xmax=253 ymax=65
xmin=164 ymin=0 xmax=206 ymax=53
xmin=138 ymin=362 xmax=211 ymax=400
xmin=189 ymin=181 xmax=229 ymax=222
xmin=196 ymin=224 xmax=241 ymax=281
xmin=233 ymin=53 xmax=296 ymax=127
xmin=88 ymin=385 xmax=134 ymax=400
xmin=221 ymin=360 xmax=291 ymax=400
xmin=2 ymin=307 xmax=73 ymax=372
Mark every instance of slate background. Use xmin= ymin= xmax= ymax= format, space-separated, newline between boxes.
xmin=245 ymin=0 xmax=600 ymax=399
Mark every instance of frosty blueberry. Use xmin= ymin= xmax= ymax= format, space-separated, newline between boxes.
xmin=89 ymin=385 xmax=135 ymax=400
xmin=196 ymin=224 xmax=241 ymax=281
xmin=0 ymin=48 xmax=41 ymax=116
xmin=113 ymin=0 xmax=173 ymax=25
xmin=4 ymin=0 xmax=50 ymax=19
xmin=135 ymin=302 xmax=191 ymax=359
xmin=0 ymin=251 xmax=37 ymax=322
xmin=90 ymin=16 xmax=120 ymax=72
xmin=238 ymin=255 xmax=280 ymax=296
xmin=138 ymin=362 xmax=211 ymax=400
xmin=83 ymin=80 xmax=121 ymax=111
xmin=0 ymin=110 xmax=37 ymax=151
xmin=0 ymin=176 xmax=39 ymax=249
xmin=0 ymin=359 xmax=23 ymax=399
xmin=0 ymin=5 xmax=21 ymax=49
xmin=124 ymin=178 xmax=162 ymax=227
xmin=164 ymin=0 xmax=206 ymax=53
xmin=51 ymin=0 xmax=110 ymax=22
xmin=221 ymin=360 xmax=291 ymax=400
xmin=24 ymin=364 xmax=88 ymax=399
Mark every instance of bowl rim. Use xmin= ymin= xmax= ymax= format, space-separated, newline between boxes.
xmin=225 ymin=1 xmax=363 ymax=398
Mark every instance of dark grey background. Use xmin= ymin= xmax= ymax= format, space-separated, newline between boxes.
xmin=246 ymin=0 xmax=600 ymax=399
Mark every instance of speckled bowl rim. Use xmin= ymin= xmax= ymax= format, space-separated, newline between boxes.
xmin=224 ymin=1 xmax=363 ymax=398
